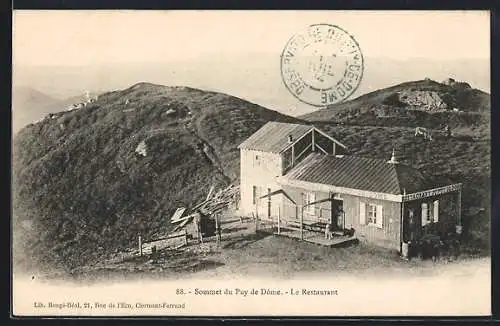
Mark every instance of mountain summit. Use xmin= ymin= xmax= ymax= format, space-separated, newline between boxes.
xmin=302 ymin=78 xmax=490 ymax=138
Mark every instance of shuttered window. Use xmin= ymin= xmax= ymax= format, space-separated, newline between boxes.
xmin=422 ymin=201 xmax=439 ymax=225
xmin=367 ymin=204 xmax=377 ymax=224
xmin=365 ymin=203 xmax=383 ymax=228
xmin=252 ymin=186 xmax=257 ymax=205
xmin=433 ymin=200 xmax=439 ymax=222
xmin=422 ymin=203 xmax=428 ymax=226
xmin=376 ymin=205 xmax=383 ymax=228
xmin=359 ymin=202 xmax=366 ymax=225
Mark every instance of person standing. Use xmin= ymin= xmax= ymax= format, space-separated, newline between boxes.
xmin=324 ymin=222 xmax=332 ymax=240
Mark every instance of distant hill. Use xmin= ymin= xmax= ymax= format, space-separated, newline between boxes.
xmin=12 ymin=87 xmax=98 ymax=134
xmin=12 ymin=86 xmax=60 ymax=133
xmin=12 ymin=82 xmax=303 ymax=273
xmin=301 ymin=79 xmax=490 ymax=139
xmin=14 ymin=57 xmax=491 ymax=117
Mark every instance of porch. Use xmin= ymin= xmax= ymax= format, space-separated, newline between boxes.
xmin=256 ymin=217 xmax=357 ymax=248
xmin=254 ymin=187 xmax=354 ymax=247
xmin=275 ymin=227 xmax=358 ymax=248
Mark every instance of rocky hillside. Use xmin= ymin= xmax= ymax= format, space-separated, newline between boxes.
xmin=302 ymin=78 xmax=490 ymax=139
xmin=12 ymin=83 xmax=302 ymax=273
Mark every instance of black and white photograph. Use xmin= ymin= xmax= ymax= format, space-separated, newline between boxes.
xmin=11 ymin=10 xmax=491 ymax=316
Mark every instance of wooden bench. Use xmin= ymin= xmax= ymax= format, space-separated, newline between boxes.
xmin=303 ymin=222 xmax=327 ymax=233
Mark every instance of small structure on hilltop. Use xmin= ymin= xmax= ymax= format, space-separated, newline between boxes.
xmin=85 ymin=90 xmax=99 ymax=103
xmin=442 ymin=78 xmax=456 ymax=86
xmin=441 ymin=78 xmax=472 ymax=89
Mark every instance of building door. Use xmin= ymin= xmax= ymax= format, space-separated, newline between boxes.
xmin=255 ymin=186 xmax=270 ymax=220
xmin=331 ymin=199 xmax=344 ymax=230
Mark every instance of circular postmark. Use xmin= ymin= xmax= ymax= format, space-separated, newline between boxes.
xmin=280 ymin=24 xmax=364 ymax=107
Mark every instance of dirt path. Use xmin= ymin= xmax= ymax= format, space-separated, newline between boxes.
xmin=184 ymin=118 xmax=231 ymax=184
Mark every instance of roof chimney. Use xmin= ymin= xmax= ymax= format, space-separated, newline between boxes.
xmin=387 ymin=148 xmax=399 ymax=164
xmin=287 ymin=135 xmax=293 ymax=143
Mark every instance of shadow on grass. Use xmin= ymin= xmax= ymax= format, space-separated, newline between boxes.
xmin=222 ymin=231 xmax=271 ymax=250
xmin=332 ymin=238 xmax=360 ymax=248
xmin=221 ymin=218 xmax=242 ymax=225
xmin=222 ymin=226 xmax=247 ymax=234
xmin=172 ymin=259 xmax=225 ymax=273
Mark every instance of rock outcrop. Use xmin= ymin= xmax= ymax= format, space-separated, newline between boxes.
xmin=135 ymin=140 xmax=148 ymax=157
xmin=398 ymin=90 xmax=448 ymax=110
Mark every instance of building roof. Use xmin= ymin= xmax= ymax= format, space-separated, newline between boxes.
xmin=238 ymin=121 xmax=345 ymax=153
xmin=281 ymin=153 xmax=438 ymax=195
xmin=238 ymin=122 xmax=313 ymax=153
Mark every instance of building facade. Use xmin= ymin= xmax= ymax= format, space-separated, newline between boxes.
xmin=239 ymin=122 xmax=462 ymax=253
xmin=238 ymin=122 xmax=347 ymax=219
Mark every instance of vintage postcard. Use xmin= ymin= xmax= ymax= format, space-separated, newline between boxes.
xmin=11 ymin=10 xmax=491 ymax=317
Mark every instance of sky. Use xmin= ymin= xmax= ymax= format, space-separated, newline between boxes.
xmin=12 ymin=10 xmax=491 ymax=115
xmin=13 ymin=10 xmax=490 ymax=66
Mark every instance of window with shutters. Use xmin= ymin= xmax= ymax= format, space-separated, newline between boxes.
xmin=422 ymin=202 xmax=429 ymax=226
xmin=433 ymin=200 xmax=439 ymax=222
xmin=361 ymin=202 xmax=383 ymax=228
xmin=422 ymin=200 xmax=439 ymax=225
xmin=252 ymin=186 xmax=257 ymax=205
xmin=367 ymin=204 xmax=377 ymax=225
xmin=376 ymin=205 xmax=383 ymax=228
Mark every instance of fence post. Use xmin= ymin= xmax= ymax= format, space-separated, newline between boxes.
xmin=254 ymin=206 xmax=259 ymax=233
xmin=215 ymin=213 xmax=221 ymax=244
xmin=277 ymin=206 xmax=281 ymax=235
xmin=300 ymin=206 xmax=304 ymax=240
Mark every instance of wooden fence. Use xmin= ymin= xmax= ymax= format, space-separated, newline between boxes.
xmin=138 ymin=230 xmax=188 ymax=256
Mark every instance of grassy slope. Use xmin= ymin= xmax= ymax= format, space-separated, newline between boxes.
xmin=12 ymin=82 xmax=302 ymax=273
